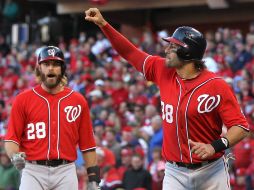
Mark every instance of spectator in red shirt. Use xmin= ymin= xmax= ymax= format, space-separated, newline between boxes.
xmin=117 ymin=146 xmax=134 ymax=180
xmin=111 ymin=80 xmax=129 ymax=107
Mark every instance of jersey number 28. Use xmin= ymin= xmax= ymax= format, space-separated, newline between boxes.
xmin=27 ymin=122 xmax=46 ymax=140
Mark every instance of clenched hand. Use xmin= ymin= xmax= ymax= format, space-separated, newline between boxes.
xmin=189 ymin=139 xmax=215 ymax=159
xmin=85 ymin=8 xmax=107 ymax=27
xmin=11 ymin=152 xmax=26 ymax=170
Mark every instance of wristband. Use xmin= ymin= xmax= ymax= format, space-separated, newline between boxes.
xmin=211 ymin=137 xmax=229 ymax=153
xmin=87 ymin=166 xmax=100 ymax=183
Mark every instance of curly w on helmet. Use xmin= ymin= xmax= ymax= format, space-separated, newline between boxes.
xmin=35 ymin=46 xmax=67 ymax=86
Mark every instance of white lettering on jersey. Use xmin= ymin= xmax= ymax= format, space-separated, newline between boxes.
xmin=48 ymin=48 xmax=55 ymax=57
xmin=64 ymin=105 xmax=81 ymax=122
xmin=27 ymin=122 xmax=46 ymax=140
xmin=161 ymin=101 xmax=173 ymax=123
xmin=197 ymin=94 xmax=220 ymax=113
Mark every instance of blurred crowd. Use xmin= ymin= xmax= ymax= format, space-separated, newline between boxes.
xmin=0 ymin=21 xmax=254 ymax=190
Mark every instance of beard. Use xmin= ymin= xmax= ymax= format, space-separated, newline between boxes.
xmin=165 ymin=56 xmax=184 ymax=68
xmin=40 ymin=72 xmax=62 ymax=89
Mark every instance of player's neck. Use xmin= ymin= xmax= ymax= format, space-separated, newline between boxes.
xmin=41 ymin=84 xmax=64 ymax=94
xmin=176 ymin=64 xmax=201 ymax=80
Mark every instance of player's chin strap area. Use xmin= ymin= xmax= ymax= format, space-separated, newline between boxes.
xmin=87 ymin=166 xmax=101 ymax=190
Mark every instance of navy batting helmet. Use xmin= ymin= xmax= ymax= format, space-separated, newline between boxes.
xmin=37 ymin=46 xmax=66 ymax=75
xmin=163 ymin=26 xmax=207 ymax=61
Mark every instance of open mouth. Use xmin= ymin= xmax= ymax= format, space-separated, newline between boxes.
xmin=47 ymin=74 xmax=56 ymax=78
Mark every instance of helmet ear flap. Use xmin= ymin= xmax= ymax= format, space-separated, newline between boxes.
xmin=176 ymin=46 xmax=191 ymax=60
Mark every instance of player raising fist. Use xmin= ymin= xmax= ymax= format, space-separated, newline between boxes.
xmin=85 ymin=8 xmax=249 ymax=190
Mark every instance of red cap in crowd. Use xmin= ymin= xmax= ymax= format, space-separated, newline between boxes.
xmin=134 ymin=146 xmax=145 ymax=158
xmin=121 ymin=148 xmax=133 ymax=157
xmin=81 ymin=74 xmax=93 ymax=82
xmin=122 ymin=126 xmax=133 ymax=133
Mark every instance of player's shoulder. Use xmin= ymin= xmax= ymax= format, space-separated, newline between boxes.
xmin=146 ymin=55 xmax=165 ymax=66
xmin=202 ymin=70 xmax=231 ymax=88
xmin=145 ymin=55 xmax=174 ymax=74
xmin=147 ymin=55 xmax=165 ymax=62
xmin=65 ymin=87 xmax=82 ymax=97
xmin=64 ymin=87 xmax=88 ymax=101
xmin=10 ymin=88 xmax=34 ymax=106
xmin=202 ymin=70 xmax=224 ymax=82
xmin=15 ymin=88 xmax=35 ymax=99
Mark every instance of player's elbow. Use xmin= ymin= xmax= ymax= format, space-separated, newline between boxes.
xmin=242 ymin=129 xmax=250 ymax=139
xmin=238 ymin=128 xmax=249 ymax=142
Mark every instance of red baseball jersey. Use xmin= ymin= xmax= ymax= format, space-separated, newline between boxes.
xmin=5 ymin=85 xmax=96 ymax=161
xmin=101 ymin=23 xmax=249 ymax=163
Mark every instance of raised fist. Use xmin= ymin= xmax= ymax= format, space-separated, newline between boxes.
xmin=85 ymin=8 xmax=107 ymax=27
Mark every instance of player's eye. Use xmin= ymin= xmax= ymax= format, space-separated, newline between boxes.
xmin=41 ymin=62 xmax=50 ymax=67
xmin=52 ymin=62 xmax=61 ymax=67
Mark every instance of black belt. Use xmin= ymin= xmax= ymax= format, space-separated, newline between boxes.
xmin=168 ymin=158 xmax=220 ymax=170
xmin=28 ymin=159 xmax=72 ymax=167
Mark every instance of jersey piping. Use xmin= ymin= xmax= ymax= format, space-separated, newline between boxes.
xmin=142 ymin=55 xmax=151 ymax=80
xmin=236 ymin=124 xmax=249 ymax=131
xmin=57 ymin=90 xmax=74 ymax=159
xmin=80 ymin=146 xmax=97 ymax=152
xmin=176 ymin=78 xmax=183 ymax=162
xmin=32 ymin=88 xmax=51 ymax=160
xmin=4 ymin=140 xmax=19 ymax=146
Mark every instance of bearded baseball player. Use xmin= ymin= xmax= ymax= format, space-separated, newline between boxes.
xmin=85 ymin=8 xmax=249 ymax=190
xmin=4 ymin=46 xmax=100 ymax=190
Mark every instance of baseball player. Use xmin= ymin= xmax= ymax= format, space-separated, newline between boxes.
xmin=4 ymin=46 xmax=100 ymax=190
xmin=85 ymin=8 xmax=249 ymax=190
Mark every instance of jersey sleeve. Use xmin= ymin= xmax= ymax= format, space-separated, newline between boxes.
xmin=78 ymin=98 xmax=96 ymax=152
xmin=4 ymin=95 xmax=26 ymax=145
xmin=101 ymin=24 xmax=172 ymax=84
xmin=101 ymin=23 xmax=149 ymax=72
xmin=217 ymin=80 xmax=249 ymax=130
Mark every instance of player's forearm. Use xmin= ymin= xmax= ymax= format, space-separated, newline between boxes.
xmin=225 ymin=125 xmax=249 ymax=147
xmin=101 ymin=23 xmax=148 ymax=72
xmin=83 ymin=150 xmax=97 ymax=168
xmin=4 ymin=141 xmax=20 ymax=159
xmin=83 ymin=150 xmax=101 ymax=185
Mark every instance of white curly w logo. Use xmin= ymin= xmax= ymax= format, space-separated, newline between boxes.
xmin=64 ymin=105 xmax=81 ymax=122
xmin=48 ymin=48 xmax=56 ymax=57
xmin=197 ymin=94 xmax=220 ymax=113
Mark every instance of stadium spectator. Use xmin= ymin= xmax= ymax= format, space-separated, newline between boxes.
xmin=122 ymin=153 xmax=152 ymax=190
xmin=0 ymin=148 xmax=20 ymax=190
